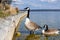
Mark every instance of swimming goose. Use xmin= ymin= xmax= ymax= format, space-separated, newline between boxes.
xmin=24 ymin=7 xmax=42 ymax=34
xmin=42 ymin=24 xmax=60 ymax=35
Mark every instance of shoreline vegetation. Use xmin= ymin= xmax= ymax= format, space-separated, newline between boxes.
xmin=0 ymin=3 xmax=19 ymax=18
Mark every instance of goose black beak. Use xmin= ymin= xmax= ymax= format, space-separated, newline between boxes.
xmin=24 ymin=8 xmax=27 ymax=9
xmin=24 ymin=7 xmax=29 ymax=9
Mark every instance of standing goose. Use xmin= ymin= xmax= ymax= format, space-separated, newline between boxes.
xmin=24 ymin=7 xmax=42 ymax=34
xmin=42 ymin=24 xmax=60 ymax=35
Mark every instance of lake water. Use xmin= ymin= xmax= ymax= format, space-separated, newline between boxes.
xmin=16 ymin=11 xmax=60 ymax=40
xmin=19 ymin=11 xmax=60 ymax=32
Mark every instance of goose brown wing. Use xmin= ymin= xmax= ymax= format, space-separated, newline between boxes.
xmin=30 ymin=21 xmax=41 ymax=29
xmin=46 ymin=29 xmax=58 ymax=32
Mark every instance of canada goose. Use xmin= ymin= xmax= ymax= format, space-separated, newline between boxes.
xmin=24 ymin=7 xmax=42 ymax=34
xmin=42 ymin=24 xmax=60 ymax=35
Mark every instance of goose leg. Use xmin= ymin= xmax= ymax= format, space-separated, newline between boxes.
xmin=30 ymin=30 xmax=34 ymax=34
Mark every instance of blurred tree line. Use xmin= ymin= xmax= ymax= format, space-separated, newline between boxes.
xmin=0 ymin=0 xmax=12 ymax=4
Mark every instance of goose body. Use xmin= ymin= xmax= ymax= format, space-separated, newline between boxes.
xmin=42 ymin=29 xmax=59 ymax=35
xmin=42 ymin=24 xmax=60 ymax=35
xmin=25 ymin=18 xmax=41 ymax=31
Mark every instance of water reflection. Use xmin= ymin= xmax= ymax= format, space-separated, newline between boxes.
xmin=16 ymin=33 xmax=60 ymax=40
xmin=44 ymin=36 xmax=48 ymax=40
xmin=25 ymin=34 xmax=40 ymax=40
xmin=43 ymin=34 xmax=60 ymax=40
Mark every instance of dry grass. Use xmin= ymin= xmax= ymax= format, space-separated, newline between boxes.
xmin=0 ymin=3 xmax=19 ymax=18
xmin=0 ymin=10 xmax=10 ymax=18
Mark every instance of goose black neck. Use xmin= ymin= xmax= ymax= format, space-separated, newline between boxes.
xmin=45 ymin=25 xmax=48 ymax=31
xmin=27 ymin=10 xmax=30 ymax=18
